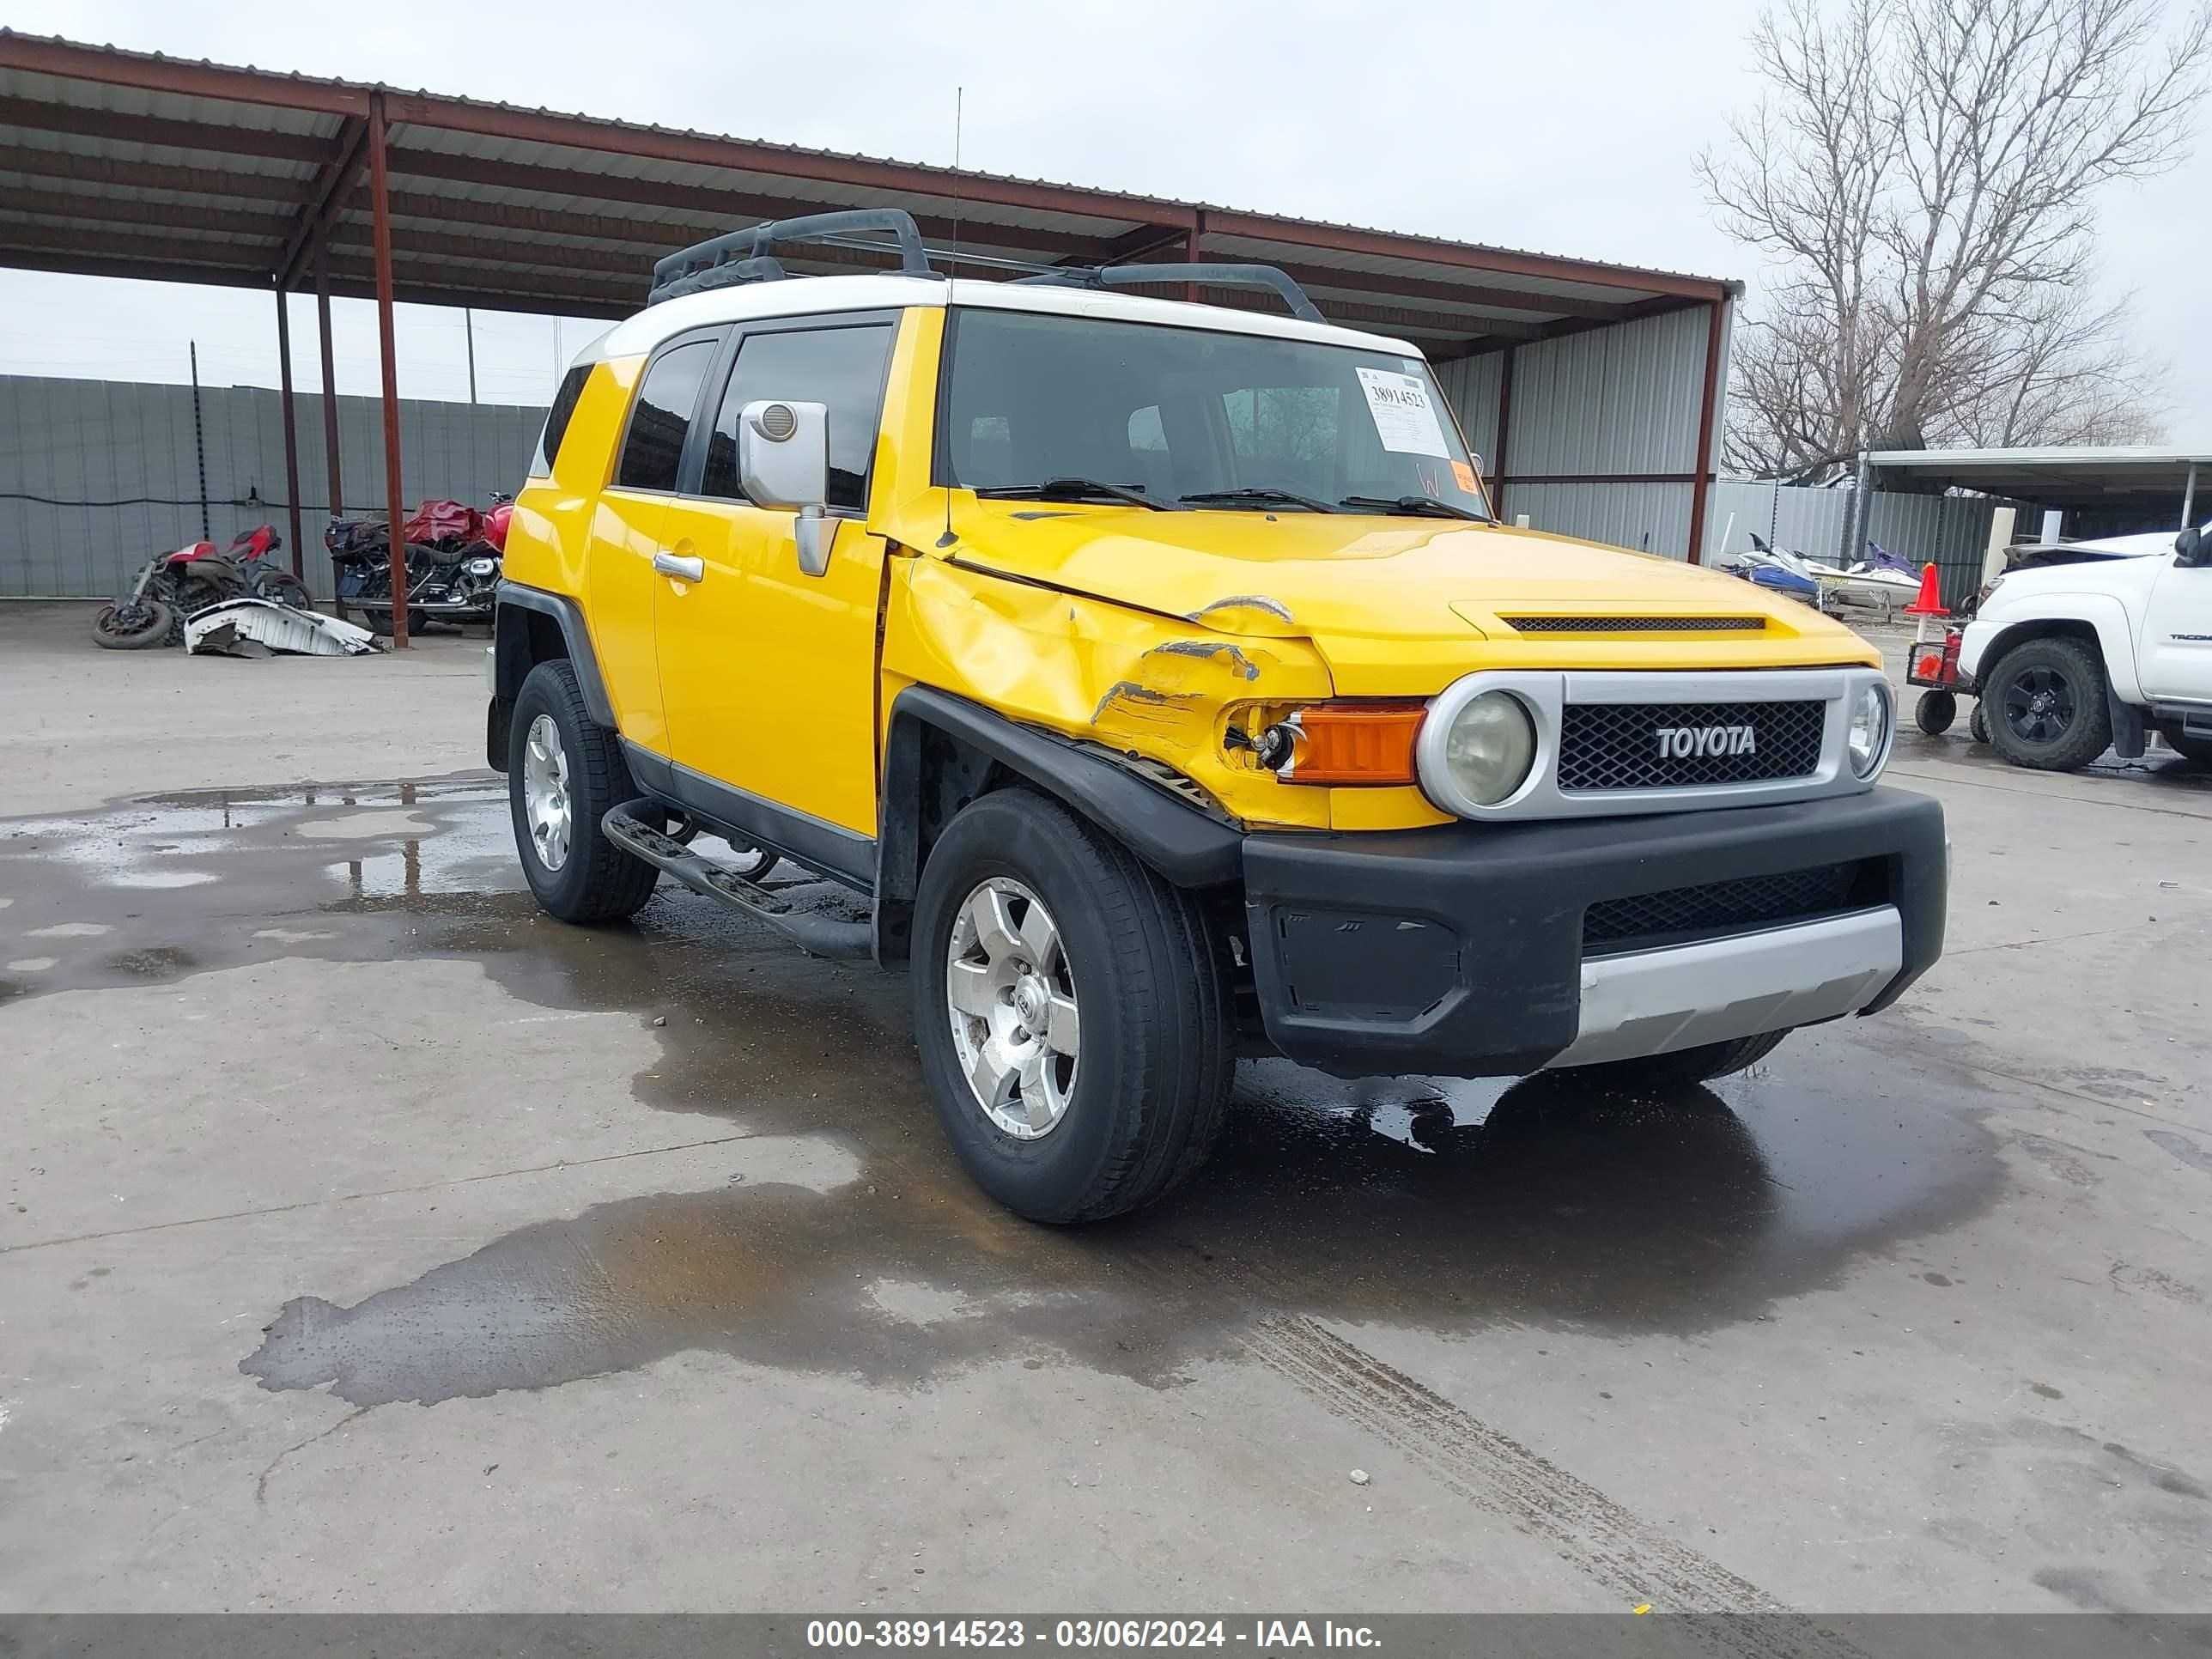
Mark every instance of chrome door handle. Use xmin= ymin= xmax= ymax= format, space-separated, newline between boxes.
xmin=653 ymin=551 xmax=704 ymax=582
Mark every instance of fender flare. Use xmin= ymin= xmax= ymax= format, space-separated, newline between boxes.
xmin=493 ymin=580 xmax=616 ymax=726
xmin=873 ymin=686 xmax=1245 ymax=966
xmin=1968 ymin=592 xmax=2144 ymax=703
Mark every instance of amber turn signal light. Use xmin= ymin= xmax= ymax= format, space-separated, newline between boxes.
xmin=1278 ymin=701 xmax=1426 ymax=786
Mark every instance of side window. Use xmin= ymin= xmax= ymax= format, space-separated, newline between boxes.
xmin=615 ymin=339 xmax=715 ymax=492
xmin=701 ymin=323 xmax=895 ymax=510
xmin=529 ymin=363 xmax=591 ymax=477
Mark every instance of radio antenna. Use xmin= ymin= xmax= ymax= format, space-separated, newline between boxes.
xmin=938 ymin=86 xmax=964 ymax=549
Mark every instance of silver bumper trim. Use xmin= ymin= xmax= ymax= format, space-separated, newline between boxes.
xmin=1545 ymin=906 xmax=1903 ymax=1069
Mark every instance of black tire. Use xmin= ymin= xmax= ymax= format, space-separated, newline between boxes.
xmin=911 ymin=788 xmax=1234 ymax=1224
xmin=258 ymin=572 xmax=313 ymax=611
xmin=92 ymin=599 xmax=174 ymax=650
xmin=1984 ymin=636 xmax=2112 ymax=772
xmin=1969 ymin=698 xmax=1989 ymax=744
xmin=507 ymin=659 xmax=659 ymax=923
xmin=1553 ymin=1029 xmax=1790 ymax=1091
xmin=1914 ymin=689 xmax=1957 ymax=735
xmin=2156 ymin=723 xmax=2212 ymax=766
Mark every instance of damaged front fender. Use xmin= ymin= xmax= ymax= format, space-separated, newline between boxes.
xmin=884 ymin=558 xmax=1341 ymax=830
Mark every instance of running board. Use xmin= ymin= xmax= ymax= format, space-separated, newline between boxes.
xmin=601 ymin=799 xmax=873 ymax=961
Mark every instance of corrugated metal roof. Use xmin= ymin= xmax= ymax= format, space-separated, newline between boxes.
xmin=0 ymin=29 xmax=1735 ymax=348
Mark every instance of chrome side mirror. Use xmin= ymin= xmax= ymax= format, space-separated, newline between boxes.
xmin=736 ymin=398 xmax=834 ymax=576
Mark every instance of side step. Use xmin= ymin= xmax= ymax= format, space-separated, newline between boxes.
xmin=602 ymin=799 xmax=873 ymax=961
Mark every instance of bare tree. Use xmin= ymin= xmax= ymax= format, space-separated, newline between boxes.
xmin=1703 ymin=0 xmax=2210 ymax=480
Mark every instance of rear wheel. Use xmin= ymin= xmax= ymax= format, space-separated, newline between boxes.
xmin=1984 ymin=637 xmax=2112 ymax=772
xmin=1969 ymin=698 xmax=1989 ymax=744
xmin=912 ymin=788 xmax=1233 ymax=1223
xmin=257 ymin=571 xmax=313 ymax=611
xmin=2157 ymin=723 xmax=2212 ymax=766
xmin=1914 ymin=690 xmax=1957 ymax=735
xmin=507 ymin=659 xmax=659 ymax=923
xmin=1553 ymin=1029 xmax=1790 ymax=1091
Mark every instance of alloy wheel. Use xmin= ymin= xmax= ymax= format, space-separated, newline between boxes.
xmin=945 ymin=877 xmax=1081 ymax=1139
xmin=522 ymin=714 xmax=573 ymax=871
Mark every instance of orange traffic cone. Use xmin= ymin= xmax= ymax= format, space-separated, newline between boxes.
xmin=1903 ymin=562 xmax=1945 ymax=617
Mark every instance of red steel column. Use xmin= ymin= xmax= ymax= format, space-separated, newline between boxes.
xmin=1685 ymin=297 xmax=1727 ymax=566
xmin=315 ymin=243 xmax=344 ymax=517
xmin=1492 ymin=346 xmax=1516 ymax=523
xmin=273 ymin=281 xmax=306 ymax=580
xmin=368 ymin=89 xmax=409 ymax=648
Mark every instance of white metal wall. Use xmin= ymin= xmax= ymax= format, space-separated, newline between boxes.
xmin=1437 ymin=304 xmax=1726 ymax=561
xmin=1432 ymin=351 xmax=1504 ymax=473
xmin=0 ymin=375 xmax=545 ymax=601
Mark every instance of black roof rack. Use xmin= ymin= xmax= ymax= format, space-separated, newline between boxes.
xmin=648 ymin=208 xmax=933 ymax=305
xmin=645 ymin=207 xmax=1326 ymax=325
xmin=1014 ymin=262 xmax=1323 ymax=323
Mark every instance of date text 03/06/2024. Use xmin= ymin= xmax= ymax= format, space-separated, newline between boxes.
xmin=804 ymin=1620 xmax=1383 ymax=1650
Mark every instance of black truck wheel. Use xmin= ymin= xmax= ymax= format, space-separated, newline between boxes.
xmin=911 ymin=788 xmax=1233 ymax=1224
xmin=2157 ymin=723 xmax=2212 ymax=766
xmin=507 ymin=659 xmax=659 ymax=923
xmin=1984 ymin=637 xmax=2112 ymax=772
xmin=1914 ymin=690 xmax=1958 ymax=735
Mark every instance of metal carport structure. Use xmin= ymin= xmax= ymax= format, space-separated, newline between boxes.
xmin=0 ymin=29 xmax=1740 ymax=644
xmin=1859 ymin=447 xmax=2212 ymax=543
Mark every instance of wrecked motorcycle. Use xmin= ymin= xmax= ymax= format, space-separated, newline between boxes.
xmin=329 ymin=494 xmax=507 ymax=634
xmin=93 ymin=525 xmax=310 ymax=650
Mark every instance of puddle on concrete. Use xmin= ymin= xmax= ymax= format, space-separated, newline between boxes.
xmin=2 ymin=778 xmax=2009 ymax=1406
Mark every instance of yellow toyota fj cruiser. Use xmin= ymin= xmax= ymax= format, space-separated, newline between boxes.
xmin=491 ymin=210 xmax=1947 ymax=1223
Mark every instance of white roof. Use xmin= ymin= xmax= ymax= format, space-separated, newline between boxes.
xmin=591 ymin=274 xmax=1419 ymax=363
xmin=1867 ymin=446 xmax=2212 ymax=469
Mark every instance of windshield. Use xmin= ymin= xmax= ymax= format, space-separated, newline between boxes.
xmin=937 ymin=307 xmax=1492 ymax=519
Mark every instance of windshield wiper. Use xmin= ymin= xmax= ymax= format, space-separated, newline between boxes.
xmin=1180 ymin=487 xmax=1340 ymax=514
xmin=1338 ymin=494 xmax=1489 ymax=521
xmin=975 ymin=477 xmax=1171 ymax=511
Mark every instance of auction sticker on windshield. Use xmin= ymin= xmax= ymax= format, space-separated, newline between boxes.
xmin=1355 ymin=367 xmax=1449 ymax=456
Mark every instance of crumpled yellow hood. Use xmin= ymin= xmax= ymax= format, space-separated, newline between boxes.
xmin=939 ymin=503 xmax=1880 ymax=695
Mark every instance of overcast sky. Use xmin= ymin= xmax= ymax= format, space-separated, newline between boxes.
xmin=7 ymin=0 xmax=2209 ymax=437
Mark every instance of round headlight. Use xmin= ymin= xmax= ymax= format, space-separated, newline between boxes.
xmin=1441 ymin=690 xmax=1537 ymax=806
xmin=1848 ymin=681 xmax=1892 ymax=778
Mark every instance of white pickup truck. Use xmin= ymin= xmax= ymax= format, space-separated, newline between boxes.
xmin=1959 ymin=523 xmax=2212 ymax=770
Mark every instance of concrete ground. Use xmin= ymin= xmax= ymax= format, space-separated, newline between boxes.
xmin=2 ymin=599 xmax=2209 ymax=1615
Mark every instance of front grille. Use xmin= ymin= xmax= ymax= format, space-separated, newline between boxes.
xmin=1504 ymin=615 xmax=1768 ymax=634
xmin=1583 ymin=861 xmax=1874 ymax=955
xmin=1558 ymin=699 xmax=1826 ymax=790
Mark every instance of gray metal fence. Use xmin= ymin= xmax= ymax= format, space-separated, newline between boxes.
xmin=0 ymin=374 xmax=546 ymax=601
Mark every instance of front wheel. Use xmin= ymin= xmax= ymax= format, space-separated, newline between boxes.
xmin=1984 ymin=636 xmax=2112 ymax=772
xmin=1914 ymin=690 xmax=1957 ymax=735
xmin=911 ymin=788 xmax=1233 ymax=1224
xmin=92 ymin=599 xmax=174 ymax=650
xmin=507 ymin=659 xmax=659 ymax=923
xmin=1552 ymin=1029 xmax=1790 ymax=1091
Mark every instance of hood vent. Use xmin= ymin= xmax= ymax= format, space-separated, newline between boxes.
xmin=1503 ymin=615 xmax=1770 ymax=635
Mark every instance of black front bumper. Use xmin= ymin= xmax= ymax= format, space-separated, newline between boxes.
xmin=1240 ymin=787 xmax=1947 ymax=1079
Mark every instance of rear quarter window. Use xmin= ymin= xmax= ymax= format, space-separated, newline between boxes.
xmin=529 ymin=363 xmax=592 ymax=478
